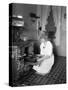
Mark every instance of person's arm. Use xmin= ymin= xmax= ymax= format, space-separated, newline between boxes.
xmin=37 ymin=55 xmax=50 ymax=61
xmin=36 ymin=55 xmax=50 ymax=66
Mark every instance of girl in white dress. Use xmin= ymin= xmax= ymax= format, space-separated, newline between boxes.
xmin=33 ymin=35 xmax=54 ymax=75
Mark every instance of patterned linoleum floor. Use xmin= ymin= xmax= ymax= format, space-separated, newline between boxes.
xmin=16 ymin=56 xmax=66 ymax=86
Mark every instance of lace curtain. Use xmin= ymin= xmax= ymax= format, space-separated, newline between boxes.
xmin=37 ymin=5 xmax=61 ymax=44
xmin=36 ymin=5 xmax=50 ymax=38
xmin=41 ymin=5 xmax=50 ymax=32
xmin=52 ymin=6 xmax=61 ymax=46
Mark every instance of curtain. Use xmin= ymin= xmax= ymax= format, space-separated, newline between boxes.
xmin=36 ymin=5 xmax=50 ymax=39
xmin=36 ymin=5 xmax=42 ymax=30
xmin=36 ymin=5 xmax=42 ymax=39
xmin=52 ymin=6 xmax=61 ymax=46
xmin=41 ymin=5 xmax=50 ymax=32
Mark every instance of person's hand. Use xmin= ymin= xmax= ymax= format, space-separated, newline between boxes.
xmin=37 ymin=60 xmax=43 ymax=66
xmin=36 ymin=54 xmax=43 ymax=59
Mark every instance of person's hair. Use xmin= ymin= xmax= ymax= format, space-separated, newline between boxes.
xmin=40 ymin=32 xmax=48 ymax=40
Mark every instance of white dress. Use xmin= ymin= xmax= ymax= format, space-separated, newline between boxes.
xmin=33 ymin=41 xmax=54 ymax=75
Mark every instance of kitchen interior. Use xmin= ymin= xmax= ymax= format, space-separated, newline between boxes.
xmin=9 ymin=3 xmax=66 ymax=86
